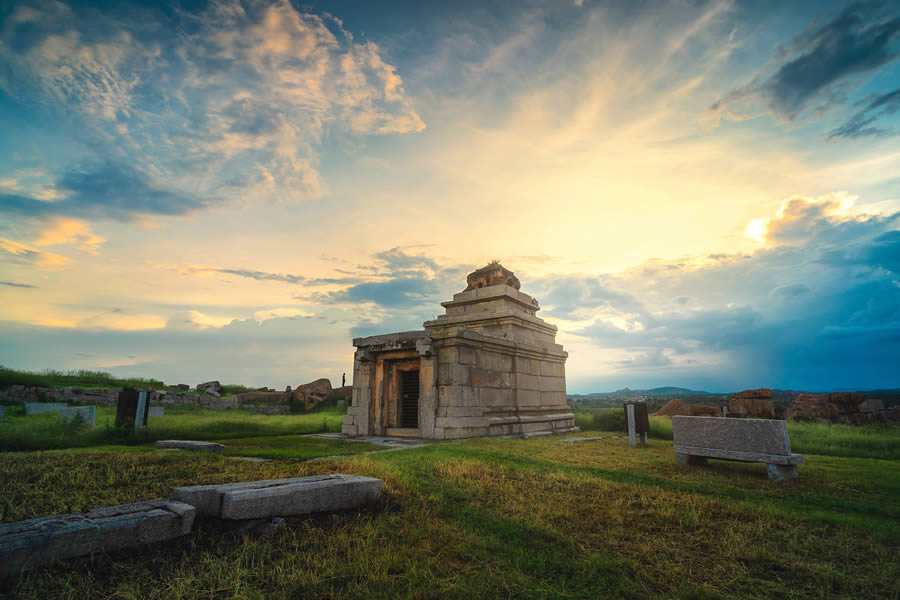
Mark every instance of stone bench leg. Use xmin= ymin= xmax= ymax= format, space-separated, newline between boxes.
xmin=676 ymin=454 xmax=707 ymax=466
xmin=766 ymin=464 xmax=798 ymax=480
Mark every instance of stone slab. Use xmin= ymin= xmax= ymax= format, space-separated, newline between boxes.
xmin=672 ymin=415 xmax=792 ymax=455
xmin=0 ymin=499 xmax=196 ymax=576
xmin=155 ymin=440 xmax=225 ymax=453
xmin=173 ymin=474 xmax=383 ymax=520
xmin=674 ymin=445 xmax=804 ymax=465
xmin=59 ymin=406 xmax=96 ymax=427
xmin=24 ymin=402 xmax=67 ymax=416
xmin=148 ymin=406 xmax=165 ymax=417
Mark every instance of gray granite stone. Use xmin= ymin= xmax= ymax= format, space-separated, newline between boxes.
xmin=672 ymin=416 xmax=792 ymax=455
xmin=0 ymin=499 xmax=196 ymax=576
xmin=59 ymin=406 xmax=96 ymax=427
xmin=767 ymin=464 xmax=799 ymax=480
xmin=148 ymin=406 xmax=165 ymax=417
xmin=173 ymin=474 xmax=383 ymax=520
xmin=24 ymin=402 xmax=67 ymax=416
xmin=155 ymin=440 xmax=225 ymax=453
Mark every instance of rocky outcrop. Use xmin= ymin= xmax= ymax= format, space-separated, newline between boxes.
xmin=728 ymin=388 xmax=775 ymax=418
xmin=651 ymin=398 xmax=720 ymax=417
xmin=292 ymin=378 xmax=333 ymax=412
xmin=235 ymin=391 xmax=290 ymax=405
xmin=197 ymin=381 xmax=222 ymax=396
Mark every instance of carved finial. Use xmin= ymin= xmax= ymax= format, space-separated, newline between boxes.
xmin=464 ymin=262 xmax=520 ymax=291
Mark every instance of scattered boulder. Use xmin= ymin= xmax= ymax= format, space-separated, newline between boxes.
xmin=791 ymin=392 xmax=875 ymax=424
xmin=197 ymin=381 xmax=222 ymax=396
xmin=728 ymin=389 xmax=775 ymax=418
xmin=292 ymin=378 xmax=333 ymax=412
xmin=174 ymin=384 xmax=190 ymax=391
xmin=235 ymin=391 xmax=290 ymax=405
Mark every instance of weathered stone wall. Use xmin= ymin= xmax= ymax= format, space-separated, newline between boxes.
xmin=0 ymin=386 xmax=238 ymax=409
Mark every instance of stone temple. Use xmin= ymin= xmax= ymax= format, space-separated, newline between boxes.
xmin=342 ymin=263 xmax=576 ymax=439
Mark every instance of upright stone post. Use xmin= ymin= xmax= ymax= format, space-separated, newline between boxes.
xmin=722 ymin=405 xmax=728 ymax=417
xmin=626 ymin=403 xmax=636 ymax=446
xmin=135 ymin=391 xmax=147 ymax=430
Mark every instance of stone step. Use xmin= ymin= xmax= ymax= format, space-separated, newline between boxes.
xmin=155 ymin=440 xmax=225 ymax=453
xmin=173 ymin=474 xmax=383 ymax=520
xmin=0 ymin=500 xmax=196 ymax=576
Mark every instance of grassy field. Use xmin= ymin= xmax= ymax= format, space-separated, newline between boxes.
xmin=1 ymin=421 xmax=898 ymax=599
xmin=575 ymin=409 xmax=900 ymax=459
xmin=0 ymin=405 xmax=346 ymax=452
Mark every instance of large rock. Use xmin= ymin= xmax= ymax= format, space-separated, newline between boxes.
xmin=173 ymin=474 xmax=383 ymax=520
xmin=728 ymin=394 xmax=775 ymax=418
xmin=791 ymin=392 xmax=868 ymax=423
xmin=197 ymin=381 xmax=222 ymax=396
xmin=0 ymin=499 xmax=196 ymax=576
xmin=732 ymin=388 xmax=774 ymax=399
xmin=651 ymin=398 xmax=720 ymax=417
xmin=292 ymin=378 xmax=333 ymax=412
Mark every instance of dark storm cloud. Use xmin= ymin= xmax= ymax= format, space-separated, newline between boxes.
xmin=710 ymin=2 xmax=900 ymax=130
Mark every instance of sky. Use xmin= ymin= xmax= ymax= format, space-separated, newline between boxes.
xmin=0 ymin=0 xmax=898 ymax=393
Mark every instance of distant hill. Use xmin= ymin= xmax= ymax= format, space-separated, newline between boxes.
xmin=568 ymin=386 xmax=715 ymax=399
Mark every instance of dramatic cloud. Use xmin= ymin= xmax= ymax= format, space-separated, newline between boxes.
xmin=535 ymin=194 xmax=900 ymax=390
xmin=709 ymin=2 xmax=900 ymax=128
xmin=0 ymin=0 xmax=424 ymax=224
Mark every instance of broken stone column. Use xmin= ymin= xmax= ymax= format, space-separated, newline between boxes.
xmin=173 ymin=474 xmax=382 ymax=520
xmin=0 ymin=500 xmax=196 ymax=576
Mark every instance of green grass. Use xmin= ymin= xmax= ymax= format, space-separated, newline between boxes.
xmin=217 ymin=434 xmax=383 ymax=459
xmin=0 ymin=405 xmax=346 ymax=452
xmin=0 ymin=431 xmax=897 ymax=599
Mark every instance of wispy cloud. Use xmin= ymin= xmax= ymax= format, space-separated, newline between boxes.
xmin=0 ymin=281 xmax=38 ymax=288
xmin=0 ymin=238 xmax=70 ymax=270
xmin=33 ymin=217 xmax=106 ymax=254
xmin=828 ymin=87 xmax=900 ymax=138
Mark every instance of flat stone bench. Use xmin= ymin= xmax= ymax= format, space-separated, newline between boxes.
xmin=672 ymin=416 xmax=804 ymax=480
xmin=173 ymin=474 xmax=383 ymax=520
xmin=0 ymin=499 xmax=196 ymax=576
xmin=155 ymin=440 xmax=225 ymax=453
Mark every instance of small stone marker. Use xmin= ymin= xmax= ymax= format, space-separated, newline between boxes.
xmin=25 ymin=402 xmax=67 ymax=416
xmin=148 ymin=406 xmax=165 ymax=417
xmin=173 ymin=474 xmax=383 ymax=520
xmin=59 ymin=406 xmax=96 ymax=427
xmin=0 ymin=499 xmax=196 ymax=576
xmin=116 ymin=389 xmax=150 ymax=430
xmin=155 ymin=440 xmax=225 ymax=453
xmin=624 ymin=401 xmax=650 ymax=446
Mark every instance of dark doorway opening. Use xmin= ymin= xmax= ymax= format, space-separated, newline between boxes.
xmin=400 ymin=369 xmax=419 ymax=428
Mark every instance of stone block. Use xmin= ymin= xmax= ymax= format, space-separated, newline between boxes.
xmin=477 ymin=352 xmax=513 ymax=372
xmin=0 ymin=499 xmax=196 ymax=576
xmin=540 ymin=390 xmax=567 ymax=406
xmin=444 ymin=406 xmax=483 ymax=418
xmin=459 ymin=346 xmax=477 ymax=364
xmin=540 ymin=376 xmax=567 ymax=393
xmin=471 ymin=368 xmax=511 ymax=388
xmin=516 ymin=373 xmax=541 ymax=390
xmin=766 ymin=464 xmax=799 ymax=480
xmin=540 ymin=361 xmax=565 ymax=378
xmin=480 ymin=387 xmax=512 ymax=408
xmin=59 ymin=406 xmax=96 ymax=427
xmin=149 ymin=406 xmax=165 ymax=417
xmin=173 ymin=474 xmax=382 ymax=520
xmin=25 ymin=402 xmax=67 ymax=416
xmin=516 ymin=389 xmax=542 ymax=407
xmin=155 ymin=440 xmax=225 ymax=453
xmin=439 ymin=364 xmax=470 ymax=386
xmin=672 ymin=416 xmax=792 ymax=455
xmin=438 ymin=347 xmax=458 ymax=363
